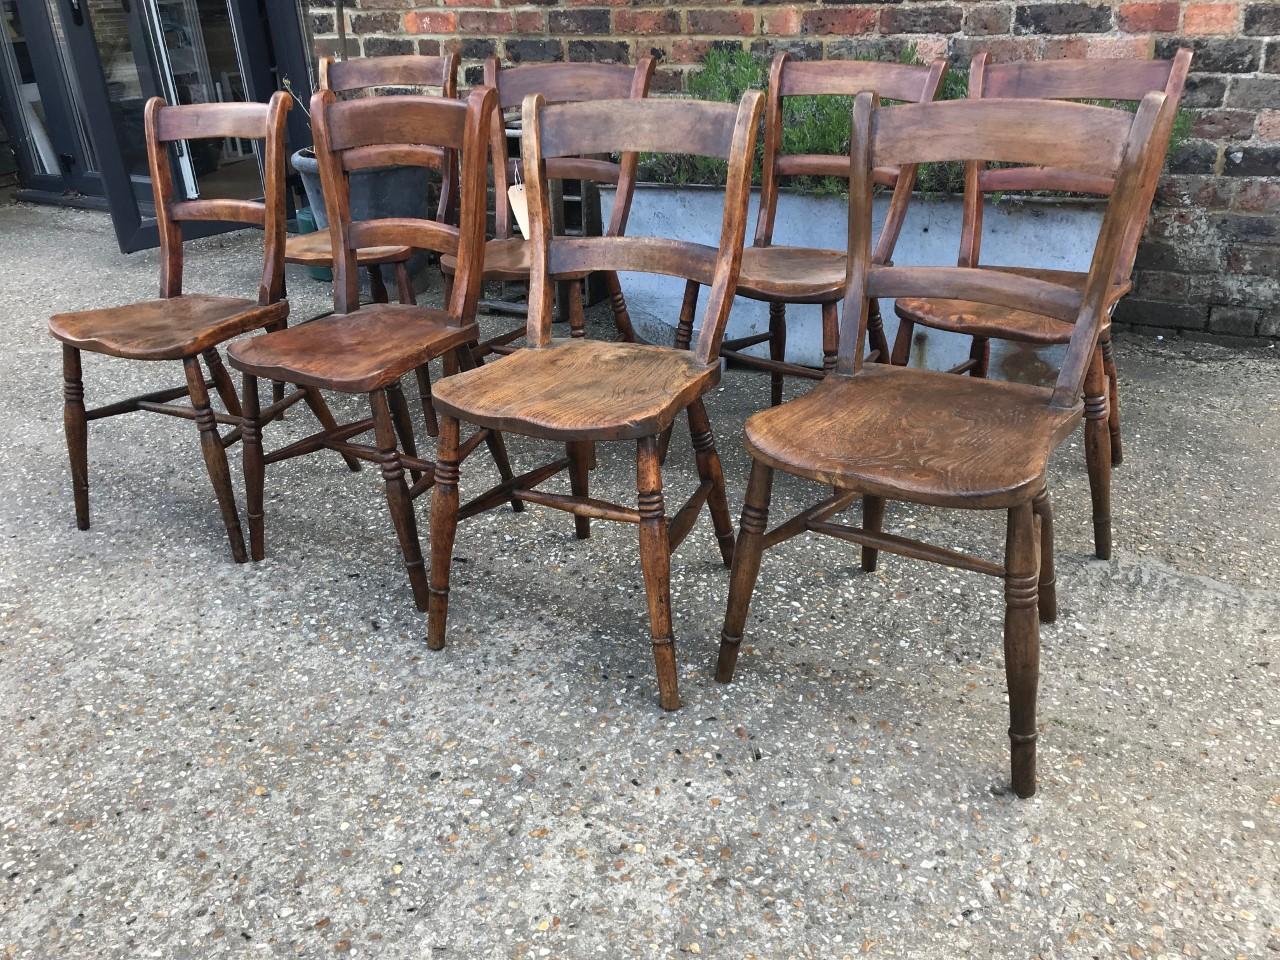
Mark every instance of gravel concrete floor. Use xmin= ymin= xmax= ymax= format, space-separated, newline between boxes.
xmin=1 ymin=198 xmax=1278 ymax=959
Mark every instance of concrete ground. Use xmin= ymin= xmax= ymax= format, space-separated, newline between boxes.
xmin=0 ymin=197 xmax=1277 ymax=960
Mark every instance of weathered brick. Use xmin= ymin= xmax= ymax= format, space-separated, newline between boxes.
xmin=311 ymin=13 xmax=334 ymax=34
xmin=1243 ymin=2 xmax=1280 ymax=33
xmin=568 ymin=39 xmax=633 ymax=62
xmin=361 ymin=36 xmax=414 ymax=55
xmin=1225 ymin=76 xmax=1280 ymax=110
xmin=415 ymin=38 xmax=440 ymax=55
xmin=1014 ymin=4 xmax=1113 ymax=34
xmin=1183 ymin=3 xmax=1240 ymax=34
xmin=1192 ymin=109 xmax=1259 ymax=139
xmin=349 ymin=11 xmax=400 ymax=33
xmin=459 ymin=38 xmax=496 ymax=59
xmin=763 ymin=8 xmax=803 ymax=36
xmin=613 ymin=9 xmax=681 ymax=35
xmin=1113 ymin=298 xmax=1209 ymax=329
xmin=1256 ymin=109 xmax=1280 ymax=140
xmin=964 ymin=4 xmax=1012 ymax=35
xmin=948 ymin=36 xmax=1041 ymax=62
xmin=1224 ymin=143 xmax=1280 ymax=175
xmin=1136 ymin=270 xmax=1190 ymax=300
xmin=1234 ymin=180 xmax=1280 ymax=212
xmin=1155 ymin=37 xmax=1260 ymax=72
xmin=1259 ymin=310 xmax=1280 ymax=338
xmin=457 ymin=10 xmax=512 ymax=33
xmin=1226 ymin=243 xmax=1280 ymax=273
xmin=1166 ymin=140 xmax=1222 ymax=175
xmin=688 ymin=9 xmax=756 ymax=34
xmin=403 ymin=10 xmax=456 ymax=33
xmin=880 ymin=4 xmax=962 ymax=33
xmin=829 ymin=36 xmax=921 ymax=61
xmin=1085 ymin=35 xmax=1153 ymax=57
xmin=1118 ymin=2 xmax=1180 ymax=32
xmin=505 ymin=38 xmax=563 ymax=62
xmin=1265 ymin=40 xmax=1280 ymax=71
xmin=1182 ymin=74 xmax=1228 ymax=107
xmin=514 ymin=11 xmax=544 ymax=33
xmin=750 ymin=38 xmax=823 ymax=59
xmin=802 ymin=7 xmax=878 ymax=34
xmin=549 ymin=9 xmax=609 ymax=34
xmin=1208 ymin=304 xmax=1260 ymax=335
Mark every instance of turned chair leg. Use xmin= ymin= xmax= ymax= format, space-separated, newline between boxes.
xmin=567 ymin=279 xmax=586 ymax=339
xmin=62 ymin=346 xmax=90 ymax=530
xmin=370 ymin=389 xmax=429 ymax=611
xmin=1083 ymin=347 xmax=1113 ymax=561
xmin=866 ymin=299 xmax=890 ymax=363
xmin=969 ymin=335 xmax=991 ymax=378
xmin=636 ymin=435 xmax=680 ymax=711
xmin=302 ymin=388 xmax=361 ymax=472
xmin=1004 ymin=501 xmax=1041 ymax=799
xmin=241 ymin=373 xmax=266 ymax=561
xmin=415 ymin=365 xmax=439 ymax=438
xmin=860 ymin=495 xmax=885 ymax=572
xmin=203 ymin=349 xmax=242 ymax=418
xmin=184 ymin=356 xmax=247 ymax=563
xmin=687 ymin=399 xmax=735 ymax=567
xmin=821 ymin=301 xmax=838 ymax=374
xmin=567 ymin=440 xmax=592 ymax=540
xmin=394 ymin=260 xmax=415 ymax=306
xmin=454 ymin=346 xmax=523 ymax=514
xmin=890 ymin=316 xmax=914 ymax=367
xmin=768 ymin=302 xmax=786 ymax=407
xmin=605 ymin=270 xmax=636 ymax=342
xmin=716 ymin=459 xmax=773 ymax=683
xmin=427 ymin=414 xmax=462 ymax=651
xmin=659 ymin=280 xmax=701 ymax=464
xmin=1032 ymin=486 xmax=1056 ymax=623
xmin=1101 ymin=334 xmax=1123 ymax=466
xmin=266 ymin=321 xmax=286 ymax=407
xmin=385 ymin=381 xmax=421 ymax=483
xmin=367 ymin=264 xmax=390 ymax=304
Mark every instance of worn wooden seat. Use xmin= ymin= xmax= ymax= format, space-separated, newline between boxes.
xmin=746 ymin=364 xmax=1076 ymax=507
xmin=229 ymin=88 xmax=520 ymax=610
xmin=48 ymin=93 xmax=325 ymax=563
xmin=50 ymin=295 xmax=288 ymax=362
xmin=441 ymin=58 xmax=655 ymax=353
xmin=891 ymin=51 xmax=1192 ymax=560
xmin=718 ymin=53 xmax=946 ymax=405
xmin=286 ymin=54 xmax=461 ymax=311
xmin=230 ymin=305 xmax=476 ymax=393
xmin=718 ymin=92 xmax=1171 ymax=798
xmin=429 ymin=92 xmax=764 ymax=711
xmin=433 ymin=339 xmax=720 ymax=441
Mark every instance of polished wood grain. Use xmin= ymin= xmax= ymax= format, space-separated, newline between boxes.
xmin=283 ymin=231 xmax=411 ymax=267
xmin=228 ymin=87 xmax=520 ymax=608
xmin=890 ymin=50 xmax=1192 ymax=559
xmin=428 ymin=91 xmax=763 ymax=710
xmin=720 ymin=53 xmax=946 ymax=404
xmin=718 ymin=91 xmax=1167 ymax=797
xmin=47 ymin=92 xmax=297 ymax=561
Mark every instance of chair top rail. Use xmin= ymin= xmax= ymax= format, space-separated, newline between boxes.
xmin=779 ymin=56 xmax=945 ymax=104
xmin=537 ymin=97 xmax=745 ymax=162
xmin=320 ymin=53 xmax=458 ymax=95
xmin=323 ymin=94 xmax=468 ymax=154
xmin=153 ymin=100 xmax=271 ymax=143
xmin=488 ymin=59 xmax=651 ymax=110
xmin=982 ymin=56 xmax=1180 ymax=101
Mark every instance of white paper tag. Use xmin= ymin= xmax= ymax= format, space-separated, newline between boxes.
xmin=508 ymin=184 xmax=531 ymax=240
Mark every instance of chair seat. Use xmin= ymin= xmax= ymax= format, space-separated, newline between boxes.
xmin=441 ymin=237 xmax=533 ymax=282
xmin=745 ymin=364 xmax=1080 ymax=508
xmin=431 ymin=339 xmax=721 ymax=441
xmin=49 ymin=295 xmax=288 ymax=361
xmin=284 ymin=232 xmax=411 ymax=267
xmin=227 ymin=304 xmax=476 ymax=393
xmin=736 ymin=245 xmax=846 ymax=303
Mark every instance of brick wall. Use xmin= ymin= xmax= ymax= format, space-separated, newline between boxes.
xmin=308 ymin=1 xmax=1280 ymax=339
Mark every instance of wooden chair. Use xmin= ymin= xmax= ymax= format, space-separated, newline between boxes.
xmin=891 ymin=51 xmax=1192 ymax=560
xmin=717 ymin=91 xmax=1170 ymax=797
xmin=428 ymin=91 xmax=765 ymax=710
xmin=285 ymin=53 xmax=460 ymax=309
xmin=720 ymin=54 xmax=947 ymax=406
xmin=48 ymin=92 xmax=312 ymax=562
xmin=227 ymin=87 xmax=521 ymax=609
xmin=440 ymin=57 xmax=655 ymax=356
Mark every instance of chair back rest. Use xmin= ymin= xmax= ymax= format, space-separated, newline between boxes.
xmin=311 ymin=87 xmax=496 ymax=320
xmin=757 ymin=53 xmax=947 ymax=264
xmin=962 ymin=49 xmax=1192 ymax=281
xmin=320 ymin=53 xmax=459 ymax=97
xmin=484 ymin=58 xmax=655 ymax=240
xmin=318 ymin=54 xmax=461 ymax=223
xmin=840 ymin=92 xmax=1169 ymax=409
xmin=144 ymin=93 xmax=291 ymax=305
xmin=522 ymin=92 xmax=765 ymax=365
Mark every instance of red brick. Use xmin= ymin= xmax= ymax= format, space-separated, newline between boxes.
xmin=457 ymin=10 xmax=511 ymax=33
xmin=669 ymin=38 xmax=741 ymax=63
xmin=1086 ymin=35 xmax=1154 ymax=57
xmin=1184 ymin=3 xmax=1239 ymax=33
xmin=763 ymin=7 xmax=802 ymax=36
xmin=688 ymin=9 xmax=755 ymax=35
xmin=1234 ymin=180 xmax=1280 ymax=213
xmin=1118 ymin=2 xmax=1180 ymax=32
xmin=514 ymin=10 xmax=544 ymax=32
xmin=800 ymin=8 xmax=877 ymax=36
xmin=403 ymin=10 xmax=455 ymax=33
xmin=613 ymin=9 xmax=681 ymax=35
xmin=1043 ymin=37 xmax=1089 ymax=59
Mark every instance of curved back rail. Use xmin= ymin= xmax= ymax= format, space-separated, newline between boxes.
xmin=756 ymin=53 xmax=947 ymax=265
xmin=841 ymin=93 xmax=1168 ymax=408
xmin=483 ymin=57 xmax=655 ymax=240
xmin=522 ymin=92 xmax=765 ymax=365
xmin=311 ymin=87 xmax=496 ymax=320
xmin=144 ymin=93 xmax=291 ymax=305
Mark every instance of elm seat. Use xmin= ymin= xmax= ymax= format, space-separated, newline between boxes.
xmin=283 ymin=231 xmax=412 ymax=267
xmin=440 ymin=236 xmax=532 ymax=282
xmin=430 ymin=339 xmax=722 ymax=441
xmin=49 ymin=295 xmax=288 ymax=362
xmin=736 ymin=245 xmax=847 ymax=303
xmin=227 ymin=304 xmax=476 ymax=394
xmin=744 ymin=364 xmax=1080 ymax=509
